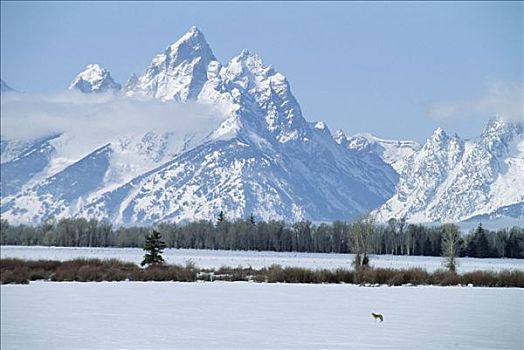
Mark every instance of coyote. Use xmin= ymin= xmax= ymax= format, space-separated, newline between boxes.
xmin=371 ymin=313 xmax=383 ymax=322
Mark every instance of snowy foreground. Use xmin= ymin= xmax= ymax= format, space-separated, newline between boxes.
xmin=2 ymin=245 xmax=523 ymax=273
xmin=1 ymin=282 xmax=522 ymax=350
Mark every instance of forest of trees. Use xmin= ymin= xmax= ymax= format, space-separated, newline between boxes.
xmin=1 ymin=217 xmax=523 ymax=258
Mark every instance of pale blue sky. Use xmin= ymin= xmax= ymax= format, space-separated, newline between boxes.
xmin=1 ymin=1 xmax=522 ymax=142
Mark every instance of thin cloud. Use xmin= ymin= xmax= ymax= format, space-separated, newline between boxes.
xmin=0 ymin=91 xmax=228 ymax=146
xmin=429 ymin=80 xmax=523 ymax=123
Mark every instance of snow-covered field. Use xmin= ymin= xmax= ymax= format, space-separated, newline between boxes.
xmin=1 ymin=282 xmax=522 ymax=349
xmin=1 ymin=245 xmax=523 ymax=273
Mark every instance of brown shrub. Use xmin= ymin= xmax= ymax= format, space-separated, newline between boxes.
xmin=360 ymin=268 xmax=392 ymax=284
xmin=333 ymin=268 xmax=354 ymax=284
xmin=430 ymin=270 xmax=461 ymax=286
xmin=1 ymin=268 xmax=30 ymax=284
xmin=1 ymin=258 xmax=522 ymax=287
xmin=137 ymin=265 xmax=197 ymax=282
xmin=265 ymin=264 xmax=284 ymax=283
xmin=460 ymin=270 xmax=524 ymax=288
xmin=495 ymin=270 xmax=524 ymax=288
xmin=26 ymin=260 xmax=62 ymax=271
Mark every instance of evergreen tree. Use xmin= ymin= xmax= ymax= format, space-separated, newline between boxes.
xmin=248 ymin=213 xmax=256 ymax=225
xmin=217 ymin=211 xmax=225 ymax=223
xmin=471 ymin=223 xmax=490 ymax=258
xmin=505 ymin=228 xmax=524 ymax=258
xmin=476 ymin=231 xmax=490 ymax=258
xmin=141 ymin=230 xmax=166 ymax=266
xmin=423 ymin=237 xmax=433 ymax=256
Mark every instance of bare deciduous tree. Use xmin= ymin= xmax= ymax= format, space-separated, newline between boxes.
xmin=350 ymin=214 xmax=375 ymax=270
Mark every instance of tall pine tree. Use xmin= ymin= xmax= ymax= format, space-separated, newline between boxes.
xmin=141 ymin=230 xmax=166 ymax=266
xmin=248 ymin=213 xmax=256 ymax=225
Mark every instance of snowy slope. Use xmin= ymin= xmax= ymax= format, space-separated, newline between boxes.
xmin=376 ymin=119 xmax=524 ymax=223
xmin=80 ymin=132 xmax=395 ymax=225
xmin=0 ymin=128 xmax=223 ymax=223
xmin=1 ymin=26 xmax=397 ymax=225
xmin=0 ymin=135 xmax=59 ymax=197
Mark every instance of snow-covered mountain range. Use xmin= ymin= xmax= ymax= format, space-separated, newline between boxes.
xmin=375 ymin=120 xmax=524 ymax=225
xmin=0 ymin=26 xmax=397 ymax=225
xmin=1 ymin=26 xmax=522 ymax=226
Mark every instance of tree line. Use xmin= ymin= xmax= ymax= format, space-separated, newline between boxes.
xmin=1 ymin=217 xmax=523 ymax=259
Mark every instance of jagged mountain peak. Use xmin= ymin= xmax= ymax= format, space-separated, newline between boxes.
xmin=125 ymin=26 xmax=216 ymax=101
xmin=332 ymin=129 xmax=348 ymax=144
xmin=421 ymin=127 xmax=457 ymax=156
xmin=164 ymin=26 xmax=215 ymax=64
xmin=308 ymin=121 xmax=332 ymax=139
xmin=236 ymin=49 xmax=261 ymax=62
xmin=484 ymin=117 xmax=508 ymax=132
xmin=482 ymin=118 xmax=522 ymax=139
xmin=123 ymin=73 xmax=139 ymax=91
xmin=69 ymin=64 xmax=121 ymax=93
xmin=478 ymin=118 xmax=522 ymax=158
xmin=429 ymin=127 xmax=449 ymax=142
xmin=198 ymin=47 xmax=307 ymax=144
xmin=83 ymin=63 xmax=103 ymax=73
xmin=226 ymin=49 xmax=275 ymax=79
xmin=415 ymin=127 xmax=462 ymax=171
xmin=172 ymin=25 xmax=205 ymax=45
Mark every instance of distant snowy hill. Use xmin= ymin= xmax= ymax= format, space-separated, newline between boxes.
xmin=375 ymin=119 xmax=524 ymax=224
xmin=1 ymin=26 xmax=398 ymax=225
